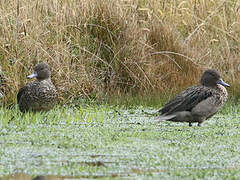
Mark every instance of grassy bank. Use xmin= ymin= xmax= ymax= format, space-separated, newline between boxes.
xmin=0 ymin=104 xmax=240 ymax=179
xmin=0 ymin=0 xmax=240 ymax=105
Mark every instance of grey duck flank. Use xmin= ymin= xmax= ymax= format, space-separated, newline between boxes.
xmin=158 ymin=69 xmax=229 ymax=127
xmin=17 ymin=62 xmax=57 ymax=112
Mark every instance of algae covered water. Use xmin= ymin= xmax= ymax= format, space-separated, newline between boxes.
xmin=0 ymin=105 xmax=240 ymax=179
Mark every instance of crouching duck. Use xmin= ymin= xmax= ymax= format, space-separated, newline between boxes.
xmin=158 ymin=69 xmax=229 ymax=127
xmin=17 ymin=62 xmax=58 ymax=112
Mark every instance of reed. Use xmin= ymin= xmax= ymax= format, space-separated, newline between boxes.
xmin=0 ymin=0 xmax=239 ymax=105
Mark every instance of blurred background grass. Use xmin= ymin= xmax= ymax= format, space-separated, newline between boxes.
xmin=0 ymin=0 xmax=240 ymax=105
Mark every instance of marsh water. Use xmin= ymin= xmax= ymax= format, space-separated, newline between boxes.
xmin=0 ymin=105 xmax=240 ymax=179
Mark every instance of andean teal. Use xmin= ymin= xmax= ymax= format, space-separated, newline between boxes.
xmin=17 ymin=62 xmax=57 ymax=112
xmin=158 ymin=69 xmax=229 ymax=127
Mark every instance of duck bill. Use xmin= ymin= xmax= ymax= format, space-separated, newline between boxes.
xmin=27 ymin=72 xmax=38 ymax=79
xmin=217 ymin=78 xmax=230 ymax=87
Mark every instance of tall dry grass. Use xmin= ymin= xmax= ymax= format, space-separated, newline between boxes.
xmin=0 ymin=0 xmax=240 ymax=105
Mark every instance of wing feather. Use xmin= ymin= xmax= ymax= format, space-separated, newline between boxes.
xmin=160 ymin=86 xmax=213 ymax=115
xmin=17 ymin=86 xmax=28 ymax=104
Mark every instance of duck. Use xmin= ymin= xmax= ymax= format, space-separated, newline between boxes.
xmin=17 ymin=62 xmax=58 ymax=112
xmin=158 ymin=69 xmax=229 ymax=127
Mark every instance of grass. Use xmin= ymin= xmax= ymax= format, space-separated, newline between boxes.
xmin=1 ymin=0 xmax=240 ymax=105
xmin=0 ymin=0 xmax=240 ymax=178
xmin=0 ymin=103 xmax=240 ymax=179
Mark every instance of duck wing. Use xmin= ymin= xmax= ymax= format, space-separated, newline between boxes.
xmin=17 ymin=85 xmax=28 ymax=104
xmin=159 ymin=86 xmax=213 ymax=115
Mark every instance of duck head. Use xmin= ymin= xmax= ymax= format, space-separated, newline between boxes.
xmin=27 ymin=62 xmax=51 ymax=80
xmin=200 ymin=69 xmax=230 ymax=88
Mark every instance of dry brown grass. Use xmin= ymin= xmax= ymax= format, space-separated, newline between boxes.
xmin=0 ymin=0 xmax=240 ymax=105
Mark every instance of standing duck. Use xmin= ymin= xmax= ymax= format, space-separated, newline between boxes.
xmin=158 ymin=69 xmax=229 ymax=126
xmin=17 ymin=62 xmax=57 ymax=112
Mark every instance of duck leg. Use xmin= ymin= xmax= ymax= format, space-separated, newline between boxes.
xmin=189 ymin=122 xmax=192 ymax=127
xmin=197 ymin=122 xmax=202 ymax=127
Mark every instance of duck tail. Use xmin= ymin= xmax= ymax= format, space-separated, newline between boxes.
xmin=156 ymin=114 xmax=176 ymax=121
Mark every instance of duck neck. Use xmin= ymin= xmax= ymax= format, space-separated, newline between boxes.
xmin=37 ymin=77 xmax=51 ymax=82
xmin=204 ymin=84 xmax=217 ymax=89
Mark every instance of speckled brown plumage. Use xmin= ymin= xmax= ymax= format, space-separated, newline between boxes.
xmin=17 ymin=63 xmax=57 ymax=112
xmin=158 ymin=69 xmax=229 ymax=126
